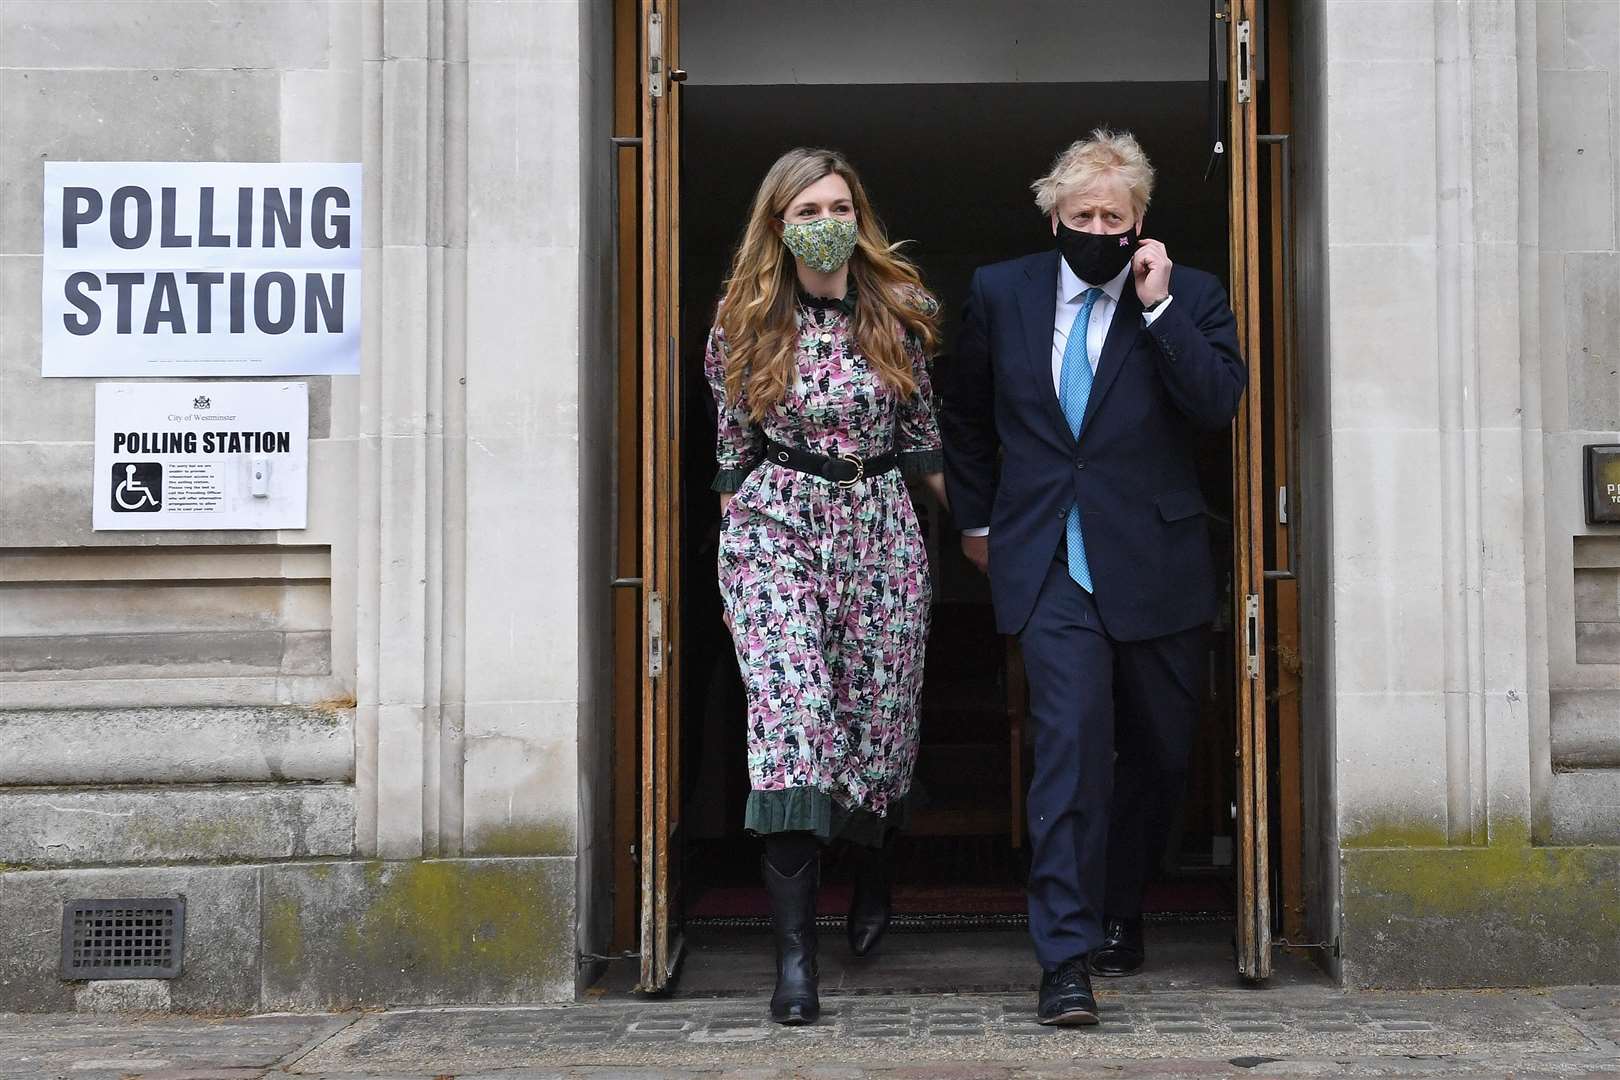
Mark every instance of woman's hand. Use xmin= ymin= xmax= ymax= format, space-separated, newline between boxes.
xmin=720 ymin=492 xmax=734 ymax=513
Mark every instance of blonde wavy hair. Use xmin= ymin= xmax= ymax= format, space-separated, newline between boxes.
xmin=1031 ymin=127 xmax=1156 ymax=219
xmin=717 ymin=148 xmax=939 ymax=421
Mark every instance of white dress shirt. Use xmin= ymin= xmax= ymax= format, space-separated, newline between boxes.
xmin=960 ymin=257 xmax=1172 ymax=538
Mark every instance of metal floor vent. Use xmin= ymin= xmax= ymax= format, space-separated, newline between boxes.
xmin=61 ymin=897 xmax=185 ymax=980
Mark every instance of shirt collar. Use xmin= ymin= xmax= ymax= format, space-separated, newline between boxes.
xmin=1059 ymin=256 xmax=1131 ymax=306
xmin=797 ymin=284 xmax=857 ymax=316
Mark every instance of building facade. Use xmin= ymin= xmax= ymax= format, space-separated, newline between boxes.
xmin=0 ymin=0 xmax=1614 ymax=1012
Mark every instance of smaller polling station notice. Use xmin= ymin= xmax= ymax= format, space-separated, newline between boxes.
xmin=93 ymin=382 xmax=309 ymax=531
xmin=43 ymin=162 xmax=361 ymax=378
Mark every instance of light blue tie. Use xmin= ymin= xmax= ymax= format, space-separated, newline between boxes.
xmin=1059 ymin=288 xmax=1102 ymax=592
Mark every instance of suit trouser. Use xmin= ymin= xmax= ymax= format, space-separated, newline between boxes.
xmin=1018 ymin=558 xmax=1206 ymax=970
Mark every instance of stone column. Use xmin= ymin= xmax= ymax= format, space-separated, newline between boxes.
xmin=453 ymin=0 xmax=594 ymax=862
xmin=1321 ymin=0 xmax=1498 ymax=854
xmin=355 ymin=0 xmax=595 ymax=867
xmin=355 ymin=0 xmax=467 ymax=860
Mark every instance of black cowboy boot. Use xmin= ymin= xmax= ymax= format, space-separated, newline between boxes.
xmin=762 ymin=854 xmax=820 ymax=1024
xmin=846 ymin=833 xmax=894 ymax=956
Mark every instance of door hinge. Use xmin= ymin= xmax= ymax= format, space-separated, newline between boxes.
xmin=1244 ymin=593 xmax=1260 ymax=679
xmin=1236 ymin=20 xmax=1253 ymax=105
xmin=647 ymin=12 xmax=664 ymax=99
xmin=647 ymin=591 xmax=665 ymax=677
xmin=1277 ymin=484 xmax=1288 ymax=526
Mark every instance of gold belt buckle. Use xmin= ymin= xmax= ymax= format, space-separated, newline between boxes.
xmin=836 ymin=453 xmax=864 ymax=488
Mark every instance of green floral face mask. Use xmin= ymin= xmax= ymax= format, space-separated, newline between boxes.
xmin=781 ymin=216 xmax=858 ymax=273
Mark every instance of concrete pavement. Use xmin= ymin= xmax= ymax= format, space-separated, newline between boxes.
xmin=2 ymin=983 xmax=1617 ymax=1079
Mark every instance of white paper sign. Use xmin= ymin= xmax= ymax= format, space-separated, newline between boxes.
xmin=93 ymin=382 xmax=309 ymax=531
xmin=44 ymin=162 xmax=362 ymax=377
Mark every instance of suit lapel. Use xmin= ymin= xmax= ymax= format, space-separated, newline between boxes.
xmin=1015 ymin=251 xmax=1076 ymax=445
xmin=1080 ymin=277 xmax=1143 ymax=435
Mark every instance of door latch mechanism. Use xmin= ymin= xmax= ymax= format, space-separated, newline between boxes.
xmin=647 ymin=591 xmax=664 ymax=677
xmin=1236 ymin=20 xmax=1252 ymax=104
xmin=647 ymin=12 xmax=664 ymax=99
xmin=1244 ymin=593 xmax=1260 ymax=679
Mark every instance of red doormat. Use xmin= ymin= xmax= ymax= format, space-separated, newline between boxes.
xmin=686 ymin=878 xmax=1232 ymax=919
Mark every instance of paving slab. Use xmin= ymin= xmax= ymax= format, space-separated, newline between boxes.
xmin=0 ymin=1012 xmax=351 ymax=1080
xmin=2 ymin=986 xmax=1616 ymax=1079
xmin=295 ymin=1064 xmax=1618 ymax=1080
xmin=282 ymin=987 xmax=1612 ymax=1074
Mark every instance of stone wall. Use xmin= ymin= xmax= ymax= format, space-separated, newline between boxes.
xmin=1319 ymin=0 xmax=1619 ymax=988
xmin=0 ymin=0 xmax=601 ymax=1012
xmin=0 ymin=0 xmax=363 ymax=1012
xmin=1535 ymin=0 xmax=1620 ymax=846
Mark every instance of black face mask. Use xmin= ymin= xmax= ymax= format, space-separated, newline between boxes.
xmin=1056 ymin=221 xmax=1138 ymax=285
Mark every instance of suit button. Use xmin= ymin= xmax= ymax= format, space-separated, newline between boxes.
xmin=1074 ymin=459 xmax=1086 ymax=469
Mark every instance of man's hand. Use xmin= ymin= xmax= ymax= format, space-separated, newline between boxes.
xmin=960 ymin=533 xmax=989 ymax=575
xmin=1132 ymin=238 xmax=1172 ymax=307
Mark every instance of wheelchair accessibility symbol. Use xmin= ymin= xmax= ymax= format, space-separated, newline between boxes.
xmin=111 ymin=462 xmax=163 ymax=512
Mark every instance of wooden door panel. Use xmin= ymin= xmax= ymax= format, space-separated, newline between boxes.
xmin=1226 ymin=0 xmax=1272 ymax=981
xmin=638 ymin=0 xmax=683 ymax=993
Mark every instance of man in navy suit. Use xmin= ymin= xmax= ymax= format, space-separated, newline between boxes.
xmin=941 ymin=129 xmax=1245 ymax=1025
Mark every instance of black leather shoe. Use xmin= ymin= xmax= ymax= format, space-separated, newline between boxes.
xmin=1088 ymin=916 xmax=1145 ymax=977
xmin=762 ymin=855 xmax=820 ymax=1025
xmin=1037 ymin=956 xmax=1099 ymax=1025
xmin=846 ymin=836 xmax=893 ymax=957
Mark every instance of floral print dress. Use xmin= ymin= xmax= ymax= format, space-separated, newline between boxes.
xmin=707 ymin=291 xmax=942 ymax=847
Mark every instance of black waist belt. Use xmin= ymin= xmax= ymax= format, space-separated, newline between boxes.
xmin=763 ymin=439 xmax=899 ymax=487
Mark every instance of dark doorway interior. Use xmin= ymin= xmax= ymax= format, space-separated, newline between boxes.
xmin=676 ymin=82 xmax=1238 ymax=933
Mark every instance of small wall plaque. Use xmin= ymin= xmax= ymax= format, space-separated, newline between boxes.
xmin=1586 ymin=444 xmax=1620 ymax=525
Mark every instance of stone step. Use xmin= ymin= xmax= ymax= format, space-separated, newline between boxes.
xmin=0 ymin=782 xmax=355 ymax=867
xmin=0 ymin=705 xmax=353 ymax=785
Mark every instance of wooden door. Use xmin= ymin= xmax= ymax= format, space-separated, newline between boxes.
xmin=637 ymin=0 xmax=684 ymax=993
xmin=1225 ymin=0 xmax=1273 ymax=981
xmin=1263 ymin=0 xmax=1308 ymax=953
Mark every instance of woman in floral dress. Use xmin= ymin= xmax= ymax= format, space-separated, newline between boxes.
xmin=706 ymin=148 xmax=946 ymax=1025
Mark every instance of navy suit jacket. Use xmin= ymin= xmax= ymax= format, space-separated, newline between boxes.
xmin=941 ymin=250 xmax=1247 ymax=640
